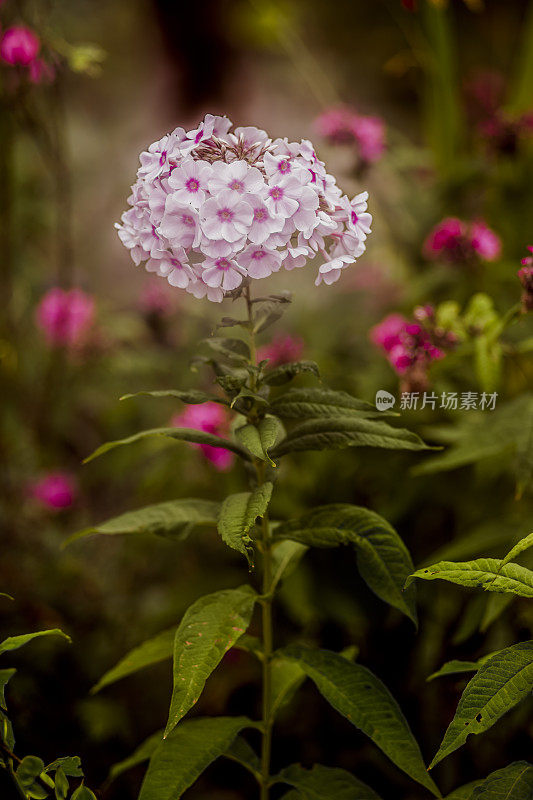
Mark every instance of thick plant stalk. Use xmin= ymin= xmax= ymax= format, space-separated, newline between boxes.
xmin=244 ymin=285 xmax=273 ymax=799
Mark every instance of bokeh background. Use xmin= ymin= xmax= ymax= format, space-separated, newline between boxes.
xmin=1 ymin=0 xmax=532 ymax=798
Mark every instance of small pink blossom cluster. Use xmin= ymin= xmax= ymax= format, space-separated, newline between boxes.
xmin=29 ymin=472 xmax=76 ymax=510
xmin=35 ymin=288 xmax=95 ymax=348
xmin=116 ymin=114 xmax=372 ymax=302
xmin=257 ymin=334 xmax=304 ymax=368
xmin=314 ymin=106 xmax=386 ymax=163
xmin=171 ymin=402 xmax=233 ymax=471
xmin=370 ymin=305 xmax=457 ymax=390
xmin=518 ymin=246 xmax=533 ymax=313
xmin=0 ymin=26 xmax=54 ymax=83
xmin=423 ymin=217 xmax=502 ymax=265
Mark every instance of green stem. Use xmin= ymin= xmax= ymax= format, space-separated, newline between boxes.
xmin=244 ymin=287 xmax=273 ymax=800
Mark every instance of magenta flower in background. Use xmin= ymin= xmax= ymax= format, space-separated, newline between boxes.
xmin=257 ymin=334 xmax=304 ymax=368
xmin=518 ymin=246 xmax=533 ymax=313
xmin=314 ymin=106 xmax=360 ymax=145
xmin=314 ymin=106 xmax=386 ymax=164
xmin=171 ymin=402 xmax=234 ymax=471
xmin=28 ymin=57 xmax=55 ymax=84
xmin=30 ymin=472 xmax=76 ymax=510
xmin=423 ymin=217 xmax=501 ymax=265
xmin=0 ymin=26 xmax=40 ymax=66
xmin=35 ymin=288 xmax=95 ymax=347
xmin=351 ymin=115 xmax=386 ymax=163
xmin=369 ymin=313 xmax=409 ymax=354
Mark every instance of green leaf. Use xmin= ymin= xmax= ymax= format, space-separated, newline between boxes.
xmin=470 ymin=762 xmax=533 ymax=799
xmin=263 ymin=360 xmax=320 ymax=386
xmin=252 ymin=293 xmax=292 ymax=333
xmin=139 ymin=716 xmax=252 ymax=800
xmin=45 ymin=757 xmax=83 ymax=778
xmin=120 ymin=389 xmax=226 ymax=404
xmin=235 ymin=416 xmax=284 ymax=465
xmin=71 ymin=786 xmax=97 ymax=800
xmin=224 ymin=736 xmax=261 ymax=777
xmin=107 ymin=730 xmax=163 ymax=782
xmin=275 ymin=505 xmax=417 ymax=623
xmin=65 ymin=499 xmax=220 ymax=547
xmin=427 ymin=652 xmax=501 ymax=681
xmin=281 ymin=646 xmax=440 ymax=796
xmin=444 ymin=782 xmax=483 ymax=799
xmin=15 ymin=755 xmax=45 ymax=788
xmin=0 ymin=629 xmax=71 ymax=656
xmin=271 ymin=540 xmax=308 ymax=591
xmin=54 ymin=766 xmax=69 ymax=800
xmin=0 ymin=669 xmax=15 ymax=710
xmin=0 ymin=708 xmax=15 ymax=751
xmin=430 ymin=642 xmax=533 ymax=768
xmin=270 ymin=657 xmax=306 ymax=719
xmin=165 ymin=586 xmax=257 ymax=737
xmin=83 ymin=427 xmax=249 ymax=464
xmin=92 ymin=628 xmax=175 ymax=693
xmin=500 ymin=533 xmax=533 ymax=569
xmin=0 ymin=593 xmax=13 ymax=601
xmin=275 ymin=763 xmax=382 ymax=799
xmin=269 ymin=388 xmax=384 ymax=420
xmin=218 ymin=483 xmax=273 ymax=565
xmin=407 ymin=559 xmax=533 ymax=597
xmin=202 ymin=337 xmax=251 ymax=363
xmin=272 ymin=417 xmax=432 ymax=458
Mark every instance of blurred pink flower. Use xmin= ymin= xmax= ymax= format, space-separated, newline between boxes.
xmin=314 ymin=106 xmax=359 ymax=145
xmin=30 ymin=472 xmax=76 ymax=510
xmin=314 ymin=106 xmax=386 ymax=164
xmin=35 ymin=288 xmax=95 ymax=347
xmin=351 ymin=116 xmax=386 ymax=163
xmin=0 ymin=26 xmax=40 ymax=66
xmin=140 ymin=280 xmax=173 ymax=315
xmin=369 ymin=313 xmax=408 ymax=353
xmin=518 ymin=246 xmax=533 ymax=313
xmin=28 ymin=57 xmax=55 ymax=84
xmin=423 ymin=217 xmax=501 ymax=264
xmin=257 ymin=334 xmax=304 ymax=368
xmin=171 ymin=402 xmax=233 ymax=471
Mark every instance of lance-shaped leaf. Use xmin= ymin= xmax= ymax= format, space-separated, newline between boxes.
xmin=0 ymin=629 xmax=71 ymax=656
xmin=500 ymin=533 xmax=533 ymax=568
xmin=65 ymin=499 xmax=220 ymax=548
xmin=235 ymin=416 xmax=284 ymax=465
xmin=430 ymin=642 xmax=533 ymax=768
xmin=270 ymin=657 xmax=306 ymax=719
xmin=224 ymin=736 xmax=261 ymax=778
xmin=202 ymin=336 xmax=251 ymax=363
xmin=92 ymin=628 xmax=175 ymax=693
xmin=83 ymin=427 xmax=249 ymax=464
xmin=218 ymin=483 xmax=273 ymax=565
xmin=275 ymin=763 xmax=382 ymax=799
xmin=120 ymin=389 xmax=227 ymax=405
xmin=272 ymin=417 xmax=432 ymax=458
xmin=107 ymin=730 xmax=163 ymax=783
xmin=444 ymin=782 xmax=483 ymax=799
xmin=407 ymin=559 xmax=533 ymax=597
xmin=275 ymin=505 xmax=416 ymax=623
xmin=139 ymin=716 xmax=252 ymax=800
xmin=428 ymin=651 xmax=501 ymax=682
xmin=271 ymin=540 xmax=308 ymax=591
xmin=262 ymin=360 xmax=320 ymax=386
xmin=165 ymin=586 xmax=257 ymax=737
xmin=270 ymin=388 xmax=384 ymax=420
xmin=0 ymin=669 xmax=15 ymax=710
xmin=470 ymin=762 xmax=533 ymax=799
xmin=280 ymin=646 xmax=439 ymax=796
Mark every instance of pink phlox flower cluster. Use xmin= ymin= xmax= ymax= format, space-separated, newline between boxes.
xmin=29 ymin=472 xmax=76 ymax=510
xmin=0 ymin=26 xmax=54 ymax=83
xmin=518 ymin=246 xmax=533 ymax=313
xmin=35 ymin=288 xmax=95 ymax=347
xmin=314 ymin=105 xmax=386 ymax=163
xmin=116 ymin=115 xmax=371 ymax=301
xmin=171 ymin=401 xmax=233 ymax=471
xmin=257 ymin=334 xmax=304 ymax=368
xmin=370 ymin=305 xmax=456 ymax=378
xmin=424 ymin=217 xmax=501 ymax=264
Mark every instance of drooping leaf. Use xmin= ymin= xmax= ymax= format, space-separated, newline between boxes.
xmin=271 ymin=540 xmax=308 ymax=591
xmin=270 ymin=388 xmax=383 ymax=420
xmin=92 ymin=628 xmax=175 ymax=693
xmin=407 ymin=559 xmax=533 ymax=597
xmin=272 ymin=417 xmax=432 ymax=458
xmin=202 ymin=336 xmax=251 ymax=363
xmin=107 ymin=730 xmax=163 ymax=782
xmin=235 ymin=416 xmax=284 ymax=465
xmin=45 ymin=757 xmax=83 ymax=778
xmin=71 ymin=786 xmax=97 ymax=800
xmin=65 ymin=499 xmax=220 ymax=548
xmin=470 ymin=761 xmax=533 ymax=799
xmin=281 ymin=646 xmax=439 ymax=796
xmin=120 ymin=389 xmax=226 ymax=405
xmin=165 ymin=586 xmax=257 ymax=737
xmin=0 ymin=629 xmax=71 ymax=656
xmin=0 ymin=669 xmax=15 ymax=710
xmin=139 ymin=716 xmax=252 ymax=800
xmin=430 ymin=642 xmax=533 ymax=768
xmin=275 ymin=505 xmax=417 ymax=623
xmin=252 ymin=293 xmax=292 ymax=333
xmin=83 ymin=427 xmax=249 ymax=464
xmin=500 ymin=533 xmax=533 ymax=569
xmin=427 ymin=652 xmax=501 ymax=681
xmin=444 ymin=781 xmax=483 ymax=799
xmin=262 ymin=360 xmax=320 ymax=386
xmin=270 ymin=657 xmax=306 ymax=719
xmin=275 ymin=763 xmax=382 ymax=799
xmin=218 ymin=483 xmax=273 ymax=565
xmin=54 ymin=766 xmax=69 ymax=800
xmin=224 ymin=735 xmax=261 ymax=778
